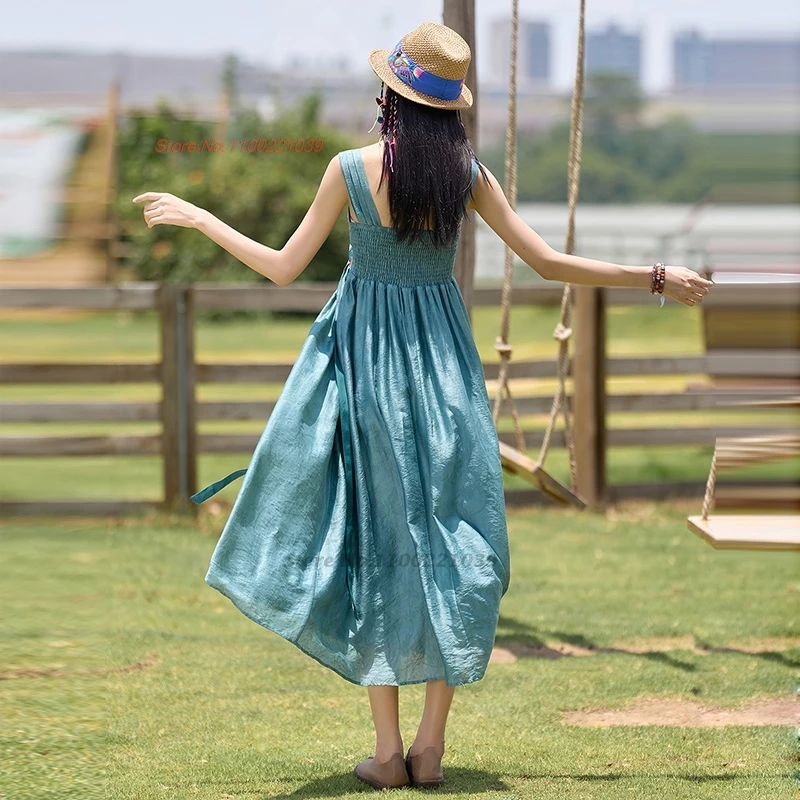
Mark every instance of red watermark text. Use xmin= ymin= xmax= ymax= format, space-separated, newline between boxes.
xmin=154 ymin=138 xmax=325 ymax=154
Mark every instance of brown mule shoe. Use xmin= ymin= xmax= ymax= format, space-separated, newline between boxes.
xmin=353 ymin=751 xmax=410 ymax=790
xmin=405 ymin=745 xmax=444 ymax=788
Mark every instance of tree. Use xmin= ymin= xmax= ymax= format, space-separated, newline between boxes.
xmin=583 ymin=71 xmax=644 ymax=157
xmin=115 ymin=96 xmax=356 ymax=287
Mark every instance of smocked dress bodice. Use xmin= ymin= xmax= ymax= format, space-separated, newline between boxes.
xmin=339 ymin=148 xmax=480 ymax=286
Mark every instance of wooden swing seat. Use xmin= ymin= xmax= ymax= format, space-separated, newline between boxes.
xmin=499 ymin=440 xmax=587 ymax=508
xmin=687 ymin=514 xmax=800 ymax=551
xmin=491 ymin=0 xmax=589 ymax=513
xmin=688 ymin=431 xmax=800 ymax=551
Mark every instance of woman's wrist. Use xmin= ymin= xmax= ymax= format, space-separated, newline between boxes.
xmin=622 ymin=264 xmax=655 ymax=290
xmin=192 ymin=206 xmax=213 ymax=232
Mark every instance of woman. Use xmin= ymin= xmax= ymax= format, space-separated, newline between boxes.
xmin=133 ymin=21 xmax=712 ymax=791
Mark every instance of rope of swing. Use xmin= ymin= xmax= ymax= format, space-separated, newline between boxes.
xmin=701 ymin=435 xmax=800 ymax=519
xmin=492 ymin=0 xmax=587 ymax=494
xmin=535 ymin=0 xmax=586 ymax=492
xmin=491 ymin=0 xmax=527 ymax=456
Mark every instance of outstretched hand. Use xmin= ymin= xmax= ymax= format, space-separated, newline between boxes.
xmin=132 ymin=192 xmax=203 ymax=229
xmin=663 ymin=266 xmax=713 ymax=307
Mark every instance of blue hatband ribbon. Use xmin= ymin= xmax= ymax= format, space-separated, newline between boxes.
xmin=387 ymin=41 xmax=464 ymax=101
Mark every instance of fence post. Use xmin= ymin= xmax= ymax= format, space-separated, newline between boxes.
xmin=444 ymin=0 xmax=478 ymax=320
xmin=180 ymin=285 xmax=197 ymax=511
xmin=572 ymin=285 xmax=607 ymax=510
xmin=159 ymin=284 xmax=197 ymax=512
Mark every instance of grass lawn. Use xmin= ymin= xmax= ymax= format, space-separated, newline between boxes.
xmin=0 ymin=299 xmax=706 ymax=364
xmin=0 ymin=500 xmax=797 ymax=799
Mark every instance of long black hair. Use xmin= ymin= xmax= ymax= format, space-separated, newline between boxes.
xmin=376 ymin=84 xmax=488 ymax=249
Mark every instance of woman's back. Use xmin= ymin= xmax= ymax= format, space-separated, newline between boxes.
xmin=345 ymin=143 xmax=479 ymax=227
xmin=339 ymin=146 xmax=479 ymax=287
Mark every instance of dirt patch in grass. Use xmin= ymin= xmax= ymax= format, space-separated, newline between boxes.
xmin=0 ymin=653 xmax=160 ymax=680
xmin=108 ymin=653 xmax=160 ymax=674
xmin=696 ymin=637 xmax=800 ymax=654
xmin=490 ymin=637 xmax=800 ymax=662
xmin=0 ymin=666 xmax=73 ymax=679
xmin=561 ymin=697 xmax=799 ymax=727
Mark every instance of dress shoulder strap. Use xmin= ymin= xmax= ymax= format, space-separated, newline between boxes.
xmin=470 ymin=156 xmax=480 ymax=190
xmin=339 ymin=149 xmax=382 ymax=227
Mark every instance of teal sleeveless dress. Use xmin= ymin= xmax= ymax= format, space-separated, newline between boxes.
xmin=193 ymin=148 xmax=511 ymax=687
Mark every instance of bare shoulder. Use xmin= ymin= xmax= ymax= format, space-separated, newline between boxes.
xmin=473 ymin=161 xmax=499 ymax=191
xmin=329 ymin=150 xmax=346 ymax=169
xmin=315 ymin=153 xmax=349 ymax=206
xmin=467 ymin=161 xmax=500 ymax=211
xmin=357 ymin=142 xmax=382 ymax=167
xmin=328 ymin=148 xmax=358 ymax=185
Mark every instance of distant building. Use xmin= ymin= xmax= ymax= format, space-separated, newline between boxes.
xmin=586 ymin=23 xmax=642 ymax=87
xmin=0 ymin=48 xmax=797 ymax=139
xmin=673 ymin=30 xmax=800 ymax=93
xmin=0 ymin=50 xmax=228 ymax=116
xmin=489 ymin=18 xmax=551 ymax=87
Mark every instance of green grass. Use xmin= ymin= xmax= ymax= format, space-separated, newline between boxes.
xmin=1 ymin=449 xmax=795 ymax=505
xmin=1 ymin=500 xmax=797 ymax=799
xmin=0 ymin=299 xmax=706 ymax=364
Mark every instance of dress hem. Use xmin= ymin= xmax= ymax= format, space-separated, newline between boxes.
xmin=204 ymin=571 xmax=488 ymax=689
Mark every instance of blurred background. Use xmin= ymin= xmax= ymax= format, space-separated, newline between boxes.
xmin=0 ymin=1 xmax=799 ymax=284
xmin=0 ymin=0 xmax=800 ymax=285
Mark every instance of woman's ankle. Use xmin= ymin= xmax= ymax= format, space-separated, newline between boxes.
xmin=408 ymin=736 xmax=445 ymax=758
xmin=375 ymin=739 xmax=405 ymax=762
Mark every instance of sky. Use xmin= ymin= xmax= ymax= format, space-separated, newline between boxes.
xmin=4 ymin=0 xmax=800 ymax=92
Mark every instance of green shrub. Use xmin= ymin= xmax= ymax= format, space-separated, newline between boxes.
xmin=115 ymin=94 xmax=356 ymax=286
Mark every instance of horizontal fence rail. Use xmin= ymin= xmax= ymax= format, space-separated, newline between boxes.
xmin=4 ymin=281 xmax=798 ymax=310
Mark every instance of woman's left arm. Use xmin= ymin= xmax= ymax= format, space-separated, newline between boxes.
xmin=132 ymin=154 xmax=349 ymax=287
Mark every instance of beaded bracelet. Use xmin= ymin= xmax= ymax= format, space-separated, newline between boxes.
xmin=650 ymin=262 xmax=666 ymax=308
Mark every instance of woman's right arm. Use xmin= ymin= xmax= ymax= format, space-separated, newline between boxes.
xmin=469 ymin=165 xmax=713 ymax=307
xmin=133 ymin=154 xmax=349 ymax=287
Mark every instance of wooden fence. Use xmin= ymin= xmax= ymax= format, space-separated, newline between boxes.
xmin=1 ymin=281 xmax=797 ymax=515
xmin=0 ymin=284 xmax=190 ymax=515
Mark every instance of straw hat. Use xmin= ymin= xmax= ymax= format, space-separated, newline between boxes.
xmin=368 ymin=21 xmax=473 ymax=110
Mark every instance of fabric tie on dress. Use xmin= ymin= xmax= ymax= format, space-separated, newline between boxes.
xmin=190 ymin=468 xmax=248 ymax=504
